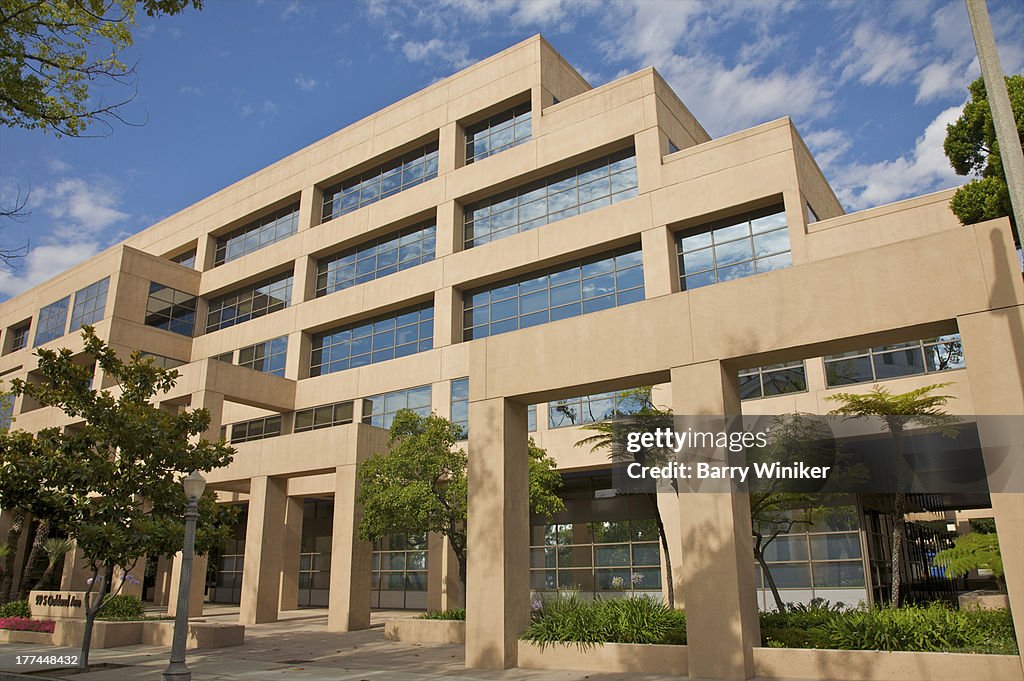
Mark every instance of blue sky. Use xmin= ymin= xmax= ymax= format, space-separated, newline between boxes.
xmin=1 ymin=0 xmax=1022 ymax=299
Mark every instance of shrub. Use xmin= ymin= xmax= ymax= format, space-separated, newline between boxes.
xmin=0 ymin=616 xmax=55 ymax=633
xmin=822 ymin=603 xmax=1018 ymax=654
xmin=0 ymin=600 xmax=32 ymax=619
xmin=96 ymin=594 xmax=145 ymax=621
xmin=759 ymin=598 xmax=848 ymax=649
xmin=521 ymin=593 xmax=685 ymax=649
xmin=419 ymin=608 xmax=466 ymax=621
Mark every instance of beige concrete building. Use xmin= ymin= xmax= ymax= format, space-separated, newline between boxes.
xmin=2 ymin=36 xmax=1023 ymax=679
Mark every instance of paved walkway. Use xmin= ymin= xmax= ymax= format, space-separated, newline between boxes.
xmin=0 ymin=608 xmax=702 ymax=681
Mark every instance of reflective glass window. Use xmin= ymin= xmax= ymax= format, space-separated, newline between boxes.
xmin=213 ymin=204 xmax=299 ymax=266
xmin=146 ymin=283 xmax=196 ymax=337
xmin=322 ymin=143 xmax=439 ymax=222
xmin=315 ymin=222 xmax=435 ymax=297
xmin=205 ymin=271 xmax=292 ymax=333
xmin=463 ymin=246 xmax=644 ymax=340
xmin=309 ymin=304 xmax=433 ymax=377
xmin=464 ymin=148 xmax=638 ymax=248
xmin=69 ymin=278 xmax=110 ymax=330
xmin=677 ymin=206 xmax=791 ymax=290
xmin=465 ymin=103 xmax=531 ymax=164
xmin=34 ymin=296 xmax=70 ymax=346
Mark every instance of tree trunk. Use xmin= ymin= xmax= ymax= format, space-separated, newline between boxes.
xmin=648 ymin=492 xmax=675 ymax=609
xmin=79 ymin=566 xmax=112 ymax=671
xmin=0 ymin=510 xmax=25 ymax=605
xmin=18 ymin=519 xmax=48 ymax=599
xmin=753 ymin=536 xmax=786 ymax=613
xmin=891 ymin=491 xmax=906 ymax=608
xmin=32 ymin=560 xmax=59 ymax=593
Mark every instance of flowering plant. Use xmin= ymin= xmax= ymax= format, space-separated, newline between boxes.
xmin=0 ymin=617 xmax=56 ymax=633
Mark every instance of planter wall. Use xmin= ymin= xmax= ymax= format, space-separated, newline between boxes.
xmin=384 ymin=618 xmax=465 ymax=644
xmin=958 ymin=591 xmax=1011 ymax=611
xmin=140 ymin=621 xmax=245 ymax=649
xmin=754 ymin=647 xmax=1024 ymax=681
xmin=52 ymin=620 xmax=141 ymax=649
xmin=517 ymin=640 xmax=688 ymax=675
xmin=0 ymin=630 xmax=53 ymax=645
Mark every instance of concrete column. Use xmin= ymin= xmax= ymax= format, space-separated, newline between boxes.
xmin=641 ymin=225 xmax=678 ymax=298
xmin=191 ymin=390 xmax=225 ymax=442
xmin=439 ymin=121 xmax=460 ymax=174
xmin=634 ymin=127 xmax=663 ymax=195
xmin=59 ymin=543 xmax=92 ymax=590
xmin=465 ymin=397 xmax=529 ymax=670
xmin=958 ymin=308 xmax=1024 ymax=667
xmin=433 ymin=288 xmax=460 ymax=349
xmin=327 ymin=464 xmax=372 ymax=631
xmin=194 ymin=233 xmax=216 ymax=272
xmin=279 ymin=495 xmax=304 ymax=612
xmin=167 ymin=551 xmax=206 ymax=617
xmin=427 ymin=532 xmax=463 ymax=611
xmin=671 ymin=361 xmax=759 ymax=681
xmin=297 ymin=185 xmax=320 ymax=231
xmin=114 ymin=560 xmax=144 ymax=598
xmin=153 ymin=556 xmax=173 ymax=606
xmin=435 ymin=200 xmax=460 ymax=257
xmin=292 ymin=254 xmax=317 ymax=305
xmin=239 ymin=476 xmax=288 ymax=624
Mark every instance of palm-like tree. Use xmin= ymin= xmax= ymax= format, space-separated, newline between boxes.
xmin=827 ymin=383 xmax=959 ymax=607
xmin=575 ymin=388 xmax=679 ymax=607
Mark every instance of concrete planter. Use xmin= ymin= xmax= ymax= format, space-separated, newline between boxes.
xmin=0 ymin=629 xmax=54 ymax=645
xmin=140 ymin=621 xmax=244 ymax=649
xmin=958 ymin=590 xmax=1010 ymax=611
xmin=517 ymin=640 xmax=688 ymax=675
xmin=754 ymin=646 xmax=1024 ymax=681
xmin=384 ymin=618 xmax=465 ymax=644
xmin=53 ymin=620 xmax=142 ymax=648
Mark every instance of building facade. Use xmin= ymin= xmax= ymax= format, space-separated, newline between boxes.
xmin=2 ymin=36 xmax=1023 ymax=680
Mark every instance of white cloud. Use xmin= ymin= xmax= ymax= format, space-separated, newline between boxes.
xmin=0 ymin=175 xmax=130 ymax=297
xmin=179 ymin=85 xmax=203 ymax=96
xmin=48 ymin=159 xmax=72 ymax=174
xmin=839 ymin=22 xmax=921 ymax=87
xmin=803 ymin=128 xmax=853 ymax=174
xmin=831 ymin=104 xmax=964 ymax=211
xmin=402 ymin=39 xmax=472 ymax=69
xmin=241 ymin=100 xmax=279 ymax=118
xmin=294 ymin=74 xmax=318 ymax=92
xmin=33 ymin=177 xmax=129 ymax=235
xmin=0 ymin=243 xmax=103 ymax=298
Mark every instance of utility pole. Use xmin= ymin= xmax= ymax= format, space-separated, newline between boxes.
xmin=965 ymin=0 xmax=1024 ymax=234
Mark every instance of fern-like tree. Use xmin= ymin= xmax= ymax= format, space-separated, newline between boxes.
xmin=827 ymin=383 xmax=959 ymax=607
xmin=934 ymin=532 xmax=1004 ymax=593
xmin=357 ymin=409 xmax=564 ymax=600
xmin=575 ymin=388 xmax=679 ymax=607
xmin=0 ymin=327 xmax=237 ymax=669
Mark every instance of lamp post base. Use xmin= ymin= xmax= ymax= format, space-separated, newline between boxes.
xmin=161 ymin=660 xmax=192 ymax=681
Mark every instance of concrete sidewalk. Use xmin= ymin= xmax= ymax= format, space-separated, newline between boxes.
xmin=0 ymin=609 xmax=688 ymax=681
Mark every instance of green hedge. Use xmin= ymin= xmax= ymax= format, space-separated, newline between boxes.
xmin=521 ymin=594 xmax=686 ymax=650
xmin=0 ymin=600 xmax=31 ymax=619
xmin=418 ymin=608 xmax=466 ymax=621
xmin=760 ymin=601 xmax=1018 ymax=655
xmin=96 ymin=594 xmax=145 ymax=621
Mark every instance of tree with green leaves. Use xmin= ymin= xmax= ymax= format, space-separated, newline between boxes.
xmin=934 ymin=532 xmax=1003 ymax=593
xmin=827 ymin=383 xmax=959 ymax=608
xmin=0 ymin=0 xmax=202 ymax=266
xmin=357 ymin=409 xmax=564 ymax=599
xmin=944 ymin=74 xmax=1023 ymax=243
xmin=747 ymin=413 xmax=868 ymax=613
xmin=0 ymin=0 xmax=202 ymax=137
xmin=575 ymin=387 xmax=679 ymax=607
xmin=0 ymin=327 xmax=236 ymax=670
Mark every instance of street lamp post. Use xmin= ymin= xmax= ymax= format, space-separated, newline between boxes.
xmin=162 ymin=471 xmax=206 ymax=681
